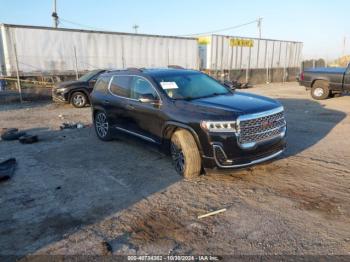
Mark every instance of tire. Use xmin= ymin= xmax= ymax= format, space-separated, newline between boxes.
xmin=170 ymin=129 xmax=201 ymax=179
xmin=311 ymin=80 xmax=330 ymax=100
xmin=71 ymin=92 xmax=88 ymax=108
xmin=1 ymin=130 xmax=26 ymax=141
xmin=94 ymin=111 xmax=113 ymax=141
xmin=19 ymin=135 xmax=38 ymax=144
xmin=1 ymin=128 xmax=18 ymax=136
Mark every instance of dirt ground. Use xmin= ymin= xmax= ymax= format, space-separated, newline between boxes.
xmin=0 ymin=82 xmax=349 ymax=257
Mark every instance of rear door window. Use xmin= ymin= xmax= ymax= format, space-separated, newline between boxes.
xmin=94 ymin=76 xmax=110 ymax=92
xmin=109 ymin=75 xmax=132 ymax=98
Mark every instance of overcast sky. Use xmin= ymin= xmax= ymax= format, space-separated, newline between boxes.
xmin=0 ymin=0 xmax=349 ymax=60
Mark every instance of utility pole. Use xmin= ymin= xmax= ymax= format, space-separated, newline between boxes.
xmin=73 ymin=46 xmax=79 ymax=80
xmin=132 ymin=24 xmax=139 ymax=34
xmin=257 ymin=17 xmax=263 ymax=39
xmin=13 ymin=43 xmax=23 ymax=103
xmin=342 ymin=36 xmax=346 ymax=56
xmin=52 ymin=0 xmax=59 ymax=28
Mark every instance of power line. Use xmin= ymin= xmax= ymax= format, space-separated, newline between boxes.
xmin=59 ymin=17 xmax=107 ymax=31
xmin=177 ymin=19 xmax=260 ymax=37
xmin=57 ymin=17 xmax=261 ymax=39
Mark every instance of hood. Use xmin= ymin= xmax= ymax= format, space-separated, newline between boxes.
xmin=185 ymin=92 xmax=281 ymax=117
xmin=55 ymin=80 xmax=87 ymax=89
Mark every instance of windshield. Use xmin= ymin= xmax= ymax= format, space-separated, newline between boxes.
xmin=153 ymin=73 xmax=231 ymax=100
xmin=78 ymin=70 xmax=103 ymax=82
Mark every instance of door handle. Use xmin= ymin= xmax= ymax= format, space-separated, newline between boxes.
xmin=126 ymin=104 xmax=135 ymax=110
xmin=103 ymin=100 xmax=110 ymax=105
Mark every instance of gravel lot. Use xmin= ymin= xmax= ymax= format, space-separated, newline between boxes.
xmin=0 ymin=82 xmax=349 ymax=257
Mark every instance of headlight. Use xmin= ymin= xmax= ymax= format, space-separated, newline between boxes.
xmin=56 ymin=87 xmax=67 ymax=93
xmin=200 ymin=120 xmax=237 ymax=133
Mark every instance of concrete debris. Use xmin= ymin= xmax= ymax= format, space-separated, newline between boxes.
xmin=60 ymin=122 xmax=86 ymax=130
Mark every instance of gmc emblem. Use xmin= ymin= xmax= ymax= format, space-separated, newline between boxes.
xmin=261 ymin=120 xmax=274 ymax=128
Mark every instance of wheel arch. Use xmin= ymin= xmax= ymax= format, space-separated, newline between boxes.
xmin=161 ymin=121 xmax=203 ymax=155
xmin=92 ymin=106 xmax=107 ymax=121
xmin=311 ymin=78 xmax=329 ymax=87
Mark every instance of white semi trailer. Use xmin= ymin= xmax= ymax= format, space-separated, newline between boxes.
xmin=0 ymin=24 xmax=199 ymax=77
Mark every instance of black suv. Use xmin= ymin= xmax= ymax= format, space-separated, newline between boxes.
xmin=91 ymin=68 xmax=287 ymax=178
xmin=52 ymin=69 xmax=106 ymax=108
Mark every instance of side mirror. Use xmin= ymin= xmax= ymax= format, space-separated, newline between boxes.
xmin=138 ymin=94 xmax=160 ymax=104
xmin=223 ymin=80 xmax=236 ymax=90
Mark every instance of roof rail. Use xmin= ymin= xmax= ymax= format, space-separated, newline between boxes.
xmin=126 ymin=67 xmax=143 ymax=72
xmin=168 ymin=65 xmax=184 ymax=69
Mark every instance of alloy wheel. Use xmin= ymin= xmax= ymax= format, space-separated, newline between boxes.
xmin=170 ymin=142 xmax=185 ymax=174
xmin=73 ymin=94 xmax=86 ymax=107
xmin=95 ymin=112 xmax=109 ymax=138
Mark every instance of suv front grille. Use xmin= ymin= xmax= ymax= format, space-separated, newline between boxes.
xmin=238 ymin=109 xmax=286 ymax=146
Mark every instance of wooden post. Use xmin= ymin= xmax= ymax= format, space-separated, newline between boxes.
xmin=13 ymin=43 xmax=23 ymax=103
xmin=73 ymin=46 xmax=79 ymax=80
xmin=121 ymin=37 xmax=125 ymax=68
xmin=246 ymin=46 xmax=251 ymax=83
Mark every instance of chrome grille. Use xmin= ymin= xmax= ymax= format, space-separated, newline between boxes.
xmin=238 ymin=109 xmax=286 ymax=145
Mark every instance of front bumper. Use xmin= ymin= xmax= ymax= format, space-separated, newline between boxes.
xmin=202 ymin=135 xmax=286 ymax=169
xmin=212 ymin=138 xmax=286 ymax=168
xmin=200 ymin=106 xmax=287 ymax=169
xmin=52 ymin=89 xmax=69 ymax=103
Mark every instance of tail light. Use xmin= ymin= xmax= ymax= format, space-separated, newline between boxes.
xmin=300 ymin=72 xmax=304 ymax=81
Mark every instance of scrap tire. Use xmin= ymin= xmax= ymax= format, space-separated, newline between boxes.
xmin=94 ymin=111 xmax=113 ymax=141
xmin=311 ymin=80 xmax=330 ymax=100
xmin=71 ymin=92 xmax=88 ymax=108
xmin=1 ymin=128 xmax=18 ymax=136
xmin=1 ymin=130 xmax=26 ymax=141
xmin=19 ymin=135 xmax=39 ymax=144
xmin=170 ymin=129 xmax=201 ymax=179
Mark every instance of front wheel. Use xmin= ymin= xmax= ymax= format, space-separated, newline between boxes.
xmin=94 ymin=111 xmax=113 ymax=141
xmin=170 ymin=129 xmax=201 ymax=179
xmin=71 ymin=92 xmax=88 ymax=108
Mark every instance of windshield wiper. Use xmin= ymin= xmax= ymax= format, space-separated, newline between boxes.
xmin=176 ymin=92 xmax=229 ymax=101
xmin=182 ymin=96 xmax=196 ymax=101
xmin=194 ymin=92 xmax=228 ymax=99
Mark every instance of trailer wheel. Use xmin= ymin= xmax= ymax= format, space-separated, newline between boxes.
xmin=71 ymin=92 xmax=88 ymax=108
xmin=311 ymin=80 xmax=330 ymax=100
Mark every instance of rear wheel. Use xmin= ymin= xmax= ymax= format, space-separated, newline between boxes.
xmin=94 ymin=111 xmax=113 ymax=141
xmin=311 ymin=80 xmax=330 ymax=100
xmin=71 ymin=92 xmax=88 ymax=108
xmin=170 ymin=129 xmax=201 ymax=179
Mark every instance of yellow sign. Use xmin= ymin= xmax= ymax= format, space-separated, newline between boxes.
xmin=230 ymin=38 xmax=254 ymax=47
xmin=198 ymin=36 xmax=211 ymax=45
